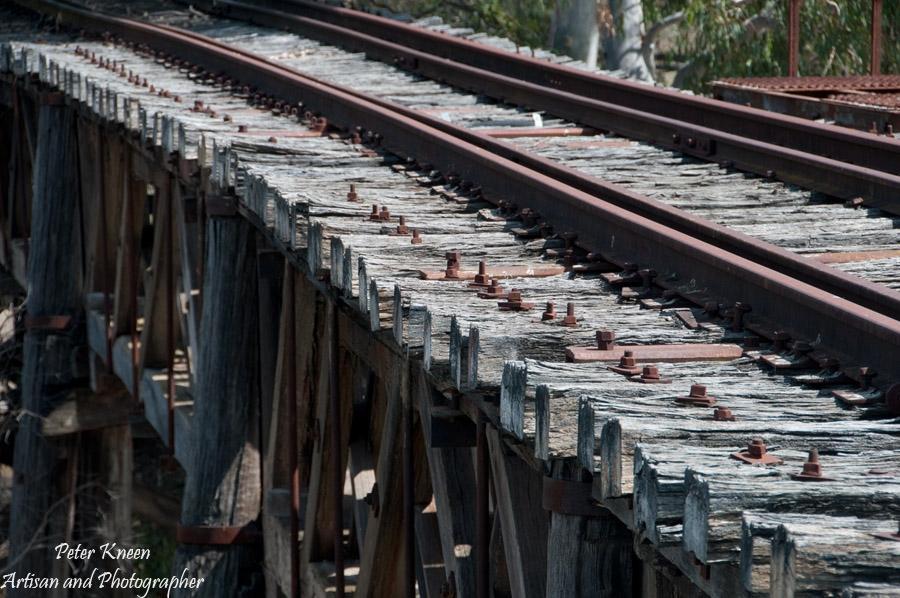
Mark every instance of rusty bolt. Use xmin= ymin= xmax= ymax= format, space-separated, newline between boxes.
xmin=173 ymin=95 xmax=182 ymax=103
xmin=609 ymin=350 xmax=640 ymax=376
xmin=641 ymin=366 xmax=660 ymax=381
xmin=498 ymin=289 xmax=534 ymax=312
xmin=471 ymin=260 xmax=490 ymax=287
xmin=410 ymin=229 xmax=423 ymax=245
xmin=771 ymin=330 xmax=790 ymax=352
xmin=596 ymin=330 xmax=615 ymax=351
xmin=562 ymin=302 xmax=578 ymax=327
xmin=347 ymin=184 xmax=358 ymax=202
xmin=639 ymin=268 xmax=657 ymax=289
xmin=731 ymin=302 xmax=751 ymax=332
xmin=478 ymin=279 xmax=506 ymax=299
xmin=445 ymin=251 xmax=462 ymax=279
xmin=541 ymin=302 xmax=556 ymax=321
xmin=395 ymin=216 xmax=409 ymax=235
xmin=675 ymin=384 xmax=717 ymax=407
xmin=148 ymin=84 xmax=156 ymax=93
xmin=267 ymin=136 xmax=278 ymax=143
xmin=713 ymin=406 xmax=735 ymax=421
xmin=379 ymin=206 xmax=391 ymax=221
xmin=748 ymin=438 xmax=766 ymax=458
xmin=790 ymin=448 xmax=832 ymax=481
xmin=141 ymin=78 xmax=148 ymax=87
xmin=368 ymin=205 xmax=381 ymax=221
xmin=237 ymin=124 xmax=248 ymax=133
xmin=731 ymin=438 xmax=782 ymax=466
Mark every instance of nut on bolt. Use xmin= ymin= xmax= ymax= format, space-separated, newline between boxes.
xmin=713 ymin=406 xmax=735 ymax=421
xmin=541 ymin=302 xmax=556 ymax=321
xmin=469 ymin=261 xmax=490 ymax=288
xmin=608 ymin=350 xmax=640 ymax=376
xmin=630 ymin=365 xmax=672 ymax=384
xmin=347 ymin=184 xmax=359 ymax=202
xmin=791 ymin=448 xmax=833 ymax=481
xmin=410 ymin=229 xmax=423 ymax=245
xmin=562 ymin=302 xmax=578 ymax=327
xmin=596 ymin=330 xmax=615 ymax=350
xmin=445 ymin=251 xmax=462 ymax=279
xmin=731 ymin=438 xmax=782 ymax=466
xmin=498 ymin=289 xmax=534 ymax=312
xmin=675 ymin=384 xmax=717 ymax=407
xmin=395 ymin=216 xmax=409 ymax=235
xmin=477 ymin=279 xmax=506 ymax=299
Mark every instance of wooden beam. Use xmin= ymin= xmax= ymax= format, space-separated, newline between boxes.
xmin=42 ymin=389 xmax=138 ymax=436
xmin=9 ymin=99 xmax=82 ymax=583
xmin=486 ymin=426 xmax=548 ymax=597
xmin=172 ymin=216 xmax=262 ymax=588
xmin=414 ymin=365 xmax=477 ymax=597
xmin=545 ymin=460 xmax=634 ymax=597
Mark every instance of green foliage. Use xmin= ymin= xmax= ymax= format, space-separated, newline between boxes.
xmin=133 ymin=519 xmax=177 ymax=581
xmin=646 ymin=0 xmax=899 ymax=92
xmin=354 ymin=0 xmax=898 ymax=94
xmin=351 ymin=0 xmax=554 ymax=49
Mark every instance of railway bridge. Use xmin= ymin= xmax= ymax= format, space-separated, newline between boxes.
xmin=0 ymin=1 xmax=899 ymax=596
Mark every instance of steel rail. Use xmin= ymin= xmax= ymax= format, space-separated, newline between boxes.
xmin=201 ymin=0 xmax=900 ymax=214
xmin=18 ymin=0 xmax=900 ymax=384
xmin=103 ymin=12 xmax=900 ymax=322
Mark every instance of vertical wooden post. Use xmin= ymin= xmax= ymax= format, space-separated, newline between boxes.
xmin=871 ymin=0 xmax=882 ymax=75
xmin=8 ymin=97 xmax=83 ymax=589
xmin=788 ymin=0 xmax=802 ymax=77
xmin=544 ymin=460 xmax=634 ymax=597
xmin=172 ymin=216 xmax=261 ymax=592
xmin=476 ymin=417 xmax=491 ymax=598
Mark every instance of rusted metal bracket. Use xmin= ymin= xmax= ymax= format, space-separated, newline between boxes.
xmin=671 ymin=132 xmax=716 ymax=157
xmin=25 ymin=314 xmax=73 ymax=332
xmin=566 ymin=342 xmax=742 ymax=364
xmin=542 ymin=477 xmax=606 ymax=518
xmin=175 ymin=523 xmax=263 ymax=545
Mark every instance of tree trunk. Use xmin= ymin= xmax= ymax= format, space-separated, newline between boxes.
xmin=550 ymin=0 xmax=601 ymax=68
xmin=602 ymin=0 xmax=653 ymax=81
xmin=8 ymin=99 xmax=83 ymax=595
xmin=171 ymin=216 xmax=262 ymax=596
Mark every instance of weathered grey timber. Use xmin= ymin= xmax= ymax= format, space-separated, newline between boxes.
xmin=8 ymin=100 xmax=83 ymax=595
xmin=172 ymin=217 xmax=261 ymax=596
xmin=3 ymin=1 xmax=900 ymax=595
xmin=771 ymin=516 xmax=900 ymax=598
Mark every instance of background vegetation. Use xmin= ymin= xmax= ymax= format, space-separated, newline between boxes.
xmin=351 ymin=0 xmax=900 ymax=93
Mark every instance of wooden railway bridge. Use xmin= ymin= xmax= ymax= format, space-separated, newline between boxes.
xmin=1 ymin=1 xmax=899 ymax=597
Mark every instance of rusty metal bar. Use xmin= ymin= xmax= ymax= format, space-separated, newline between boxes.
xmin=475 ymin=417 xmax=489 ymax=598
xmin=287 ymin=270 xmax=299 ymax=598
xmin=871 ymin=0 xmax=883 ymax=76
xmin=166 ymin=189 xmax=176 ymax=453
xmin=330 ymin=299 xmax=345 ymax=597
xmin=788 ymin=0 xmax=802 ymax=77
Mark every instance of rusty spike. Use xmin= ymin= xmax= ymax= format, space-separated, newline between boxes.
xmin=541 ymin=301 xmax=556 ymax=321
xmin=731 ymin=438 xmax=782 ymax=466
xmin=791 ymin=448 xmax=834 ymax=481
xmin=444 ymin=251 xmax=462 ymax=279
xmin=596 ymin=330 xmax=615 ymax=350
xmin=675 ymin=384 xmax=717 ymax=407
xmin=562 ymin=302 xmax=578 ymax=327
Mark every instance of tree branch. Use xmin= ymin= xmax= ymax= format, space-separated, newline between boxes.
xmin=641 ymin=11 xmax=684 ymax=80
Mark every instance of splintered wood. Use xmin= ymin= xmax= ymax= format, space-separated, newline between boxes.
xmin=1 ymin=1 xmax=898 ymax=596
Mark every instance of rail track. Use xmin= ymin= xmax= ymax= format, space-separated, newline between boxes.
xmin=199 ymin=0 xmax=900 ymax=216
xmin=15 ymin=0 xmax=900 ymax=380
xmin=1 ymin=0 xmax=899 ymax=596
